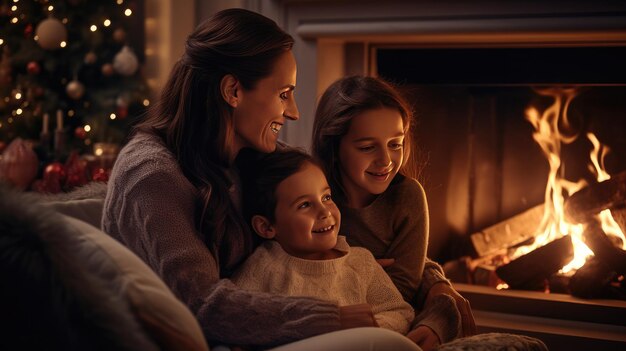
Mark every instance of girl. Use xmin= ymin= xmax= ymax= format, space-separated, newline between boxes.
xmin=103 ymin=10 xmax=416 ymax=350
xmin=311 ymin=76 xmax=475 ymax=350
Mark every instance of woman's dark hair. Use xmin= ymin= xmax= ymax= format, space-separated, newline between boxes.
xmin=311 ymin=75 xmax=419 ymax=204
xmin=237 ymin=148 xmax=318 ymax=227
xmin=135 ymin=9 xmax=294 ymax=271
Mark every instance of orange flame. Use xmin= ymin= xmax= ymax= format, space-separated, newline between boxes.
xmin=516 ymin=88 xmax=625 ymax=274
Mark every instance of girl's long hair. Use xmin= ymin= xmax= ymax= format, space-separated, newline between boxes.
xmin=134 ymin=9 xmax=294 ymax=273
xmin=311 ymin=75 xmax=419 ymax=204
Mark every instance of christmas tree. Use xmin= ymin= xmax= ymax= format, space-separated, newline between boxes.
xmin=0 ymin=0 xmax=149 ymax=191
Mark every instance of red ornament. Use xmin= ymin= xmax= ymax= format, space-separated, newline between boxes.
xmin=116 ymin=105 xmax=128 ymax=119
xmin=43 ymin=161 xmax=67 ymax=185
xmin=27 ymin=61 xmax=41 ymax=75
xmin=64 ymin=152 xmax=88 ymax=189
xmin=74 ymin=126 xmax=87 ymax=139
xmin=24 ymin=24 xmax=34 ymax=37
xmin=0 ymin=138 xmax=39 ymax=190
xmin=91 ymin=167 xmax=109 ymax=182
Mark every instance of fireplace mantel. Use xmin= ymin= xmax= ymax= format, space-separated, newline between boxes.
xmin=257 ymin=0 xmax=626 ymax=150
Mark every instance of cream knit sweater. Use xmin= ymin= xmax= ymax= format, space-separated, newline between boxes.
xmin=232 ymin=236 xmax=415 ymax=334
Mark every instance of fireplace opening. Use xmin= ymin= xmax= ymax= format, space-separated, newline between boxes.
xmin=375 ymin=46 xmax=626 ymax=300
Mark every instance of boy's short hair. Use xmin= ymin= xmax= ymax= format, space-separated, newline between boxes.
xmin=237 ymin=147 xmax=320 ymax=224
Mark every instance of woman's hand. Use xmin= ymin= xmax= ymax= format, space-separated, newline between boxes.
xmin=406 ymin=325 xmax=440 ymax=351
xmin=339 ymin=304 xmax=378 ymax=329
xmin=427 ymin=282 xmax=477 ymax=336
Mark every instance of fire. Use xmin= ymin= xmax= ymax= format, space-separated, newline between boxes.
xmin=513 ymin=88 xmax=626 ymax=274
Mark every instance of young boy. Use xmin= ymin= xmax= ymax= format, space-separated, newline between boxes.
xmin=232 ymin=148 xmax=414 ymax=334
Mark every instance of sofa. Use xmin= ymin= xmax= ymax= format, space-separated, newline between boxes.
xmin=0 ymin=183 xmax=210 ymax=351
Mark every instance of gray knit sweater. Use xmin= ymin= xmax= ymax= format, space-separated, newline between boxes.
xmin=340 ymin=175 xmax=460 ymax=343
xmin=102 ymin=132 xmax=341 ymax=347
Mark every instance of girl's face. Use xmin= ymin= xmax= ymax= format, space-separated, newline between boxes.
xmin=271 ymin=162 xmax=341 ymax=260
xmin=338 ymin=107 xmax=405 ymax=208
xmin=232 ymin=50 xmax=299 ymax=155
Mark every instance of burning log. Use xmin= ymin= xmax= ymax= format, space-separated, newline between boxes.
xmin=569 ymin=256 xmax=618 ymax=299
xmin=470 ymin=204 xmax=544 ymax=257
xmin=583 ymin=219 xmax=626 ymax=275
xmin=495 ymin=235 xmax=573 ymax=288
xmin=564 ymin=170 xmax=626 ymax=224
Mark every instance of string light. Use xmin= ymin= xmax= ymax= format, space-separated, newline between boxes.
xmin=60 ymin=41 xmax=67 ymax=48
xmin=110 ymin=113 xmax=117 ymax=120
xmin=68 ymin=110 xmax=75 ymax=117
xmin=104 ymin=19 xmax=111 ymax=27
xmin=90 ymin=25 xmax=98 ymax=32
xmin=48 ymin=5 xmax=53 ymax=11
xmin=0 ymin=39 xmax=3 ymax=45
xmin=62 ymin=18 xmax=68 ymax=24
xmin=11 ymin=17 xmax=18 ymax=24
xmin=117 ymin=0 xmax=124 ymax=4
xmin=142 ymin=99 xmax=150 ymax=107
xmin=7 ymin=117 xmax=13 ymax=124
xmin=14 ymin=92 xmax=22 ymax=99
xmin=124 ymin=9 xmax=132 ymax=16
xmin=11 ymin=5 xmax=17 ymax=11
xmin=84 ymin=125 xmax=92 ymax=132
xmin=16 ymin=108 xmax=23 ymax=115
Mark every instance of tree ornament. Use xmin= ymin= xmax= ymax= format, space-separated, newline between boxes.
xmin=24 ymin=23 xmax=34 ymax=37
xmin=101 ymin=63 xmax=114 ymax=76
xmin=113 ymin=28 xmax=126 ymax=43
xmin=113 ymin=46 xmax=139 ymax=76
xmin=117 ymin=105 xmax=129 ymax=119
xmin=35 ymin=17 xmax=68 ymax=50
xmin=91 ymin=167 xmax=109 ymax=182
xmin=84 ymin=51 xmax=97 ymax=65
xmin=66 ymin=80 xmax=85 ymax=100
xmin=64 ymin=151 xmax=88 ymax=189
xmin=0 ymin=138 xmax=39 ymax=190
xmin=27 ymin=61 xmax=41 ymax=75
xmin=74 ymin=126 xmax=87 ymax=139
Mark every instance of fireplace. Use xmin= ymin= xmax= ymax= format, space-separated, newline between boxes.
xmin=256 ymin=0 xmax=626 ymax=349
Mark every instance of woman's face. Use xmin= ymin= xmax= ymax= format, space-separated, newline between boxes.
xmin=232 ymin=50 xmax=299 ymax=154
xmin=338 ymin=107 xmax=405 ymax=208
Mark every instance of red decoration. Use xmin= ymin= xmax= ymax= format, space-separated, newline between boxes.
xmin=0 ymin=141 xmax=6 ymax=154
xmin=0 ymin=138 xmax=39 ymax=190
xmin=101 ymin=63 xmax=114 ymax=77
xmin=91 ymin=167 xmax=109 ymax=182
xmin=24 ymin=24 xmax=34 ymax=37
xmin=116 ymin=105 xmax=128 ymax=119
xmin=43 ymin=162 xmax=67 ymax=185
xmin=74 ymin=126 xmax=87 ymax=139
xmin=27 ymin=61 xmax=41 ymax=75
xmin=64 ymin=152 xmax=88 ymax=189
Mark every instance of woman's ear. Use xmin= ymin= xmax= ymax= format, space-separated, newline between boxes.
xmin=251 ymin=215 xmax=276 ymax=239
xmin=220 ymin=74 xmax=239 ymax=108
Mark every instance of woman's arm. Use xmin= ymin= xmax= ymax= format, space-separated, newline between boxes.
xmin=105 ymin=165 xmax=343 ymax=347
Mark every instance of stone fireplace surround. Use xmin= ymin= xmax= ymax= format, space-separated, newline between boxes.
xmin=243 ymin=1 xmax=626 ymax=349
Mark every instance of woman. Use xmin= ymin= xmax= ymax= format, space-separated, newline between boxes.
xmin=102 ymin=8 xmax=420 ymax=350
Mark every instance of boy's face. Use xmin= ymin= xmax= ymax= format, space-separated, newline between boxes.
xmin=270 ymin=162 xmax=341 ymax=259
xmin=338 ymin=107 xmax=405 ymax=208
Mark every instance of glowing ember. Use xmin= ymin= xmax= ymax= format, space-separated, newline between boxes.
xmin=513 ymin=88 xmax=626 ymax=274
